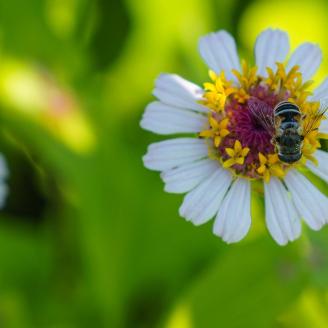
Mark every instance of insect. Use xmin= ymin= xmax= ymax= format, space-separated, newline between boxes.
xmin=248 ymin=98 xmax=328 ymax=164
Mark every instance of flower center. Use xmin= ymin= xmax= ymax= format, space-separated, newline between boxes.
xmin=199 ymin=61 xmax=324 ymax=182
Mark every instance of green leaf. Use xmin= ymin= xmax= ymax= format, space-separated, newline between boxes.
xmin=165 ymin=239 xmax=309 ymax=328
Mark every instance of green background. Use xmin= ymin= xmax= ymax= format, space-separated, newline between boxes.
xmin=0 ymin=0 xmax=328 ymax=327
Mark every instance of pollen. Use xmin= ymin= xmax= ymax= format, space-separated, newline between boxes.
xmin=199 ymin=61 xmax=326 ymax=181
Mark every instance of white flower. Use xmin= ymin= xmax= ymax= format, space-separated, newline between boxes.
xmin=141 ymin=28 xmax=328 ymax=246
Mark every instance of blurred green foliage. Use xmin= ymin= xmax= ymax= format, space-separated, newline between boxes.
xmin=0 ymin=0 xmax=327 ymax=327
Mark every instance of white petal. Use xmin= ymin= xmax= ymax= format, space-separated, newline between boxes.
xmin=140 ymin=101 xmax=208 ymax=135
xmin=161 ymin=158 xmax=218 ymax=193
xmin=153 ymin=74 xmax=207 ymax=112
xmin=255 ymin=28 xmax=289 ymax=77
xmin=287 ymin=43 xmax=322 ymax=81
xmin=198 ymin=30 xmax=240 ymax=82
xmin=179 ymin=167 xmax=232 ymax=225
xmin=319 ymin=119 xmax=328 ymax=134
xmin=143 ymin=138 xmax=208 ymax=171
xmin=285 ymin=170 xmax=328 ymax=230
xmin=264 ymin=177 xmax=301 ymax=245
xmin=309 ymin=77 xmax=328 ymax=101
xmin=306 ymin=149 xmax=328 ymax=183
xmin=213 ymin=179 xmax=251 ymax=243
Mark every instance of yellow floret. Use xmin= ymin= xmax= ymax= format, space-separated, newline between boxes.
xmin=223 ymin=140 xmax=250 ymax=168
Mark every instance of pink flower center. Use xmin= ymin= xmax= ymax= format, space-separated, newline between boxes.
xmin=217 ymin=86 xmax=284 ymax=177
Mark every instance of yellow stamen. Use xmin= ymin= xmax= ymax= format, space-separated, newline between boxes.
xmin=301 ymin=137 xmax=319 ymax=165
xmin=266 ymin=63 xmax=313 ymax=105
xmin=199 ymin=116 xmax=230 ymax=147
xmin=223 ymin=140 xmax=250 ymax=168
xmin=256 ymin=153 xmax=285 ymax=183
xmin=202 ymin=70 xmax=235 ymax=112
xmin=232 ymin=60 xmax=258 ymax=103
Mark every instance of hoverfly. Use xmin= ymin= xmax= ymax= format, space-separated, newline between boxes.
xmin=248 ymin=98 xmax=328 ymax=164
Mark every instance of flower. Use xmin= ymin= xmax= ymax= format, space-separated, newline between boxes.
xmin=141 ymin=28 xmax=328 ymax=246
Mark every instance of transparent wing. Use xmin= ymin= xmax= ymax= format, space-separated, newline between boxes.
xmin=248 ymin=97 xmax=275 ymax=136
xmin=302 ymin=99 xmax=328 ymax=137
